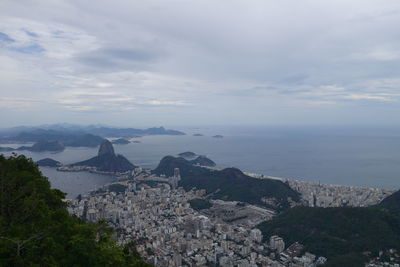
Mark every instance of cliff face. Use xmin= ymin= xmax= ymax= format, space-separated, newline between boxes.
xmin=98 ymin=140 xmax=115 ymax=156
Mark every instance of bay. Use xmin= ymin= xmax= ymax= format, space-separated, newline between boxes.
xmin=2 ymin=125 xmax=400 ymax=198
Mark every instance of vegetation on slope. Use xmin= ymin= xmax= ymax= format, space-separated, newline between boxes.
xmin=188 ymin=199 xmax=212 ymax=211
xmin=378 ymin=189 xmax=400 ymax=214
xmin=153 ymin=156 xmax=299 ymax=210
xmin=189 ymin=156 xmax=216 ymax=167
xmin=36 ymin=158 xmax=61 ymax=167
xmin=257 ymin=206 xmax=400 ymax=267
xmin=0 ymin=154 xmax=149 ymax=266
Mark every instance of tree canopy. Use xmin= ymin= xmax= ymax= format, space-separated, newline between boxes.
xmin=0 ymin=154 xmax=150 ymax=266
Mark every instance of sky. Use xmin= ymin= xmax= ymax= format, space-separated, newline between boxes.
xmin=1 ymin=0 xmax=400 ymax=128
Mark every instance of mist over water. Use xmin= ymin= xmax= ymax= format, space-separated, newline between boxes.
xmin=3 ymin=125 xmax=400 ymax=197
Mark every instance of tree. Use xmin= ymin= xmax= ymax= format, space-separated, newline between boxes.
xmin=0 ymin=154 xmax=150 ymax=266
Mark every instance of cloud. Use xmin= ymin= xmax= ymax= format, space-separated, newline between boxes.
xmin=342 ymin=94 xmax=394 ymax=102
xmin=1 ymin=0 xmax=400 ymax=126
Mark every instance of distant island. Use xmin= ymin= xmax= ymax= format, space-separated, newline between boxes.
xmin=0 ymin=124 xmax=185 ymax=150
xmin=17 ymin=140 xmax=65 ymax=152
xmin=70 ymin=140 xmax=136 ymax=173
xmin=212 ymin=135 xmax=223 ymax=138
xmin=111 ymin=138 xmax=130 ymax=145
xmin=178 ymin=151 xmax=197 ymax=158
xmin=193 ymin=133 xmax=203 ymax=136
xmin=0 ymin=124 xmax=185 ymax=141
xmin=36 ymin=158 xmax=61 ymax=167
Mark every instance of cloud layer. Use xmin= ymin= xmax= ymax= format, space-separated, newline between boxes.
xmin=1 ymin=0 xmax=400 ymax=126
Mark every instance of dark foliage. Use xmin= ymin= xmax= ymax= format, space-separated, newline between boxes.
xmin=190 ymin=156 xmax=216 ymax=167
xmin=188 ymin=199 xmax=212 ymax=210
xmin=257 ymin=206 xmax=400 ymax=266
xmin=153 ymin=156 xmax=299 ymax=211
xmin=36 ymin=158 xmax=61 ymax=167
xmin=0 ymin=154 xmax=150 ymax=266
xmin=378 ymin=190 xmax=400 ymax=214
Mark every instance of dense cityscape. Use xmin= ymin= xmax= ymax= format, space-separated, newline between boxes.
xmin=67 ymin=167 xmax=399 ymax=267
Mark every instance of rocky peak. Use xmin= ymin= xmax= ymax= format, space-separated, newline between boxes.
xmin=98 ymin=139 xmax=115 ymax=157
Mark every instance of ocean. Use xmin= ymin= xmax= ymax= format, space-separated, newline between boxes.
xmin=2 ymin=125 xmax=400 ymax=197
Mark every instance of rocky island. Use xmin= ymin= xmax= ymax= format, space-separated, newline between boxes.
xmin=36 ymin=158 xmax=61 ymax=167
xmin=69 ymin=140 xmax=136 ymax=173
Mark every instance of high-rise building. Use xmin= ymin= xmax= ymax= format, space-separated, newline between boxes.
xmin=170 ymin=168 xmax=181 ymax=189
xmin=250 ymin=228 xmax=263 ymax=243
xmin=270 ymin=235 xmax=285 ymax=253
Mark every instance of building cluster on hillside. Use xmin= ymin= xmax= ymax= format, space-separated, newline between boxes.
xmin=285 ymin=179 xmax=394 ymax=208
xmin=366 ymin=249 xmax=400 ymax=267
xmin=68 ymin=178 xmax=325 ymax=267
xmin=244 ymin=172 xmax=393 ymax=208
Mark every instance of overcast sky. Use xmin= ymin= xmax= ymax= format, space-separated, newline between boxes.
xmin=1 ymin=0 xmax=400 ymax=127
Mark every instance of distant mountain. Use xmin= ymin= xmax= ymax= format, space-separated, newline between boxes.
xmin=212 ymin=135 xmax=223 ymax=138
xmin=257 ymin=206 xmax=400 ymax=267
xmin=0 ymin=146 xmax=14 ymax=152
xmin=190 ymin=155 xmax=216 ymax=167
xmin=65 ymin=134 xmax=105 ymax=147
xmin=112 ymin=138 xmax=130 ymax=145
xmin=378 ymin=190 xmax=400 ymax=214
xmin=69 ymin=125 xmax=185 ymax=137
xmin=0 ymin=125 xmax=185 ymax=143
xmin=17 ymin=140 xmax=65 ymax=152
xmin=72 ymin=140 xmax=136 ymax=172
xmin=193 ymin=133 xmax=203 ymax=136
xmin=153 ymin=156 xmax=299 ymax=211
xmin=3 ymin=129 xmax=105 ymax=148
xmin=36 ymin=158 xmax=61 ymax=167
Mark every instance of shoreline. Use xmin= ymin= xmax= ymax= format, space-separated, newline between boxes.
xmin=57 ymin=163 xmax=395 ymax=208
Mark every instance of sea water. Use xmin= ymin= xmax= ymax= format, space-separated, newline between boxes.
xmin=2 ymin=125 xmax=400 ymax=197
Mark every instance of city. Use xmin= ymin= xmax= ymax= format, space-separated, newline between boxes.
xmin=67 ymin=167 xmax=398 ymax=267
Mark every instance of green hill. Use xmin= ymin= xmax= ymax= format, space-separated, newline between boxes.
xmin=257 ymin=206 xmax=400 ymax=267
xmin=153 ymin=156 xmax=299 ymax=211
xmin=378 ymin=190 xmax=400 ymax=214
xmin=36 ymin=158 xmax=61 ymax=167
xmin=0 ymin=154 xmax=149 ymax=266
